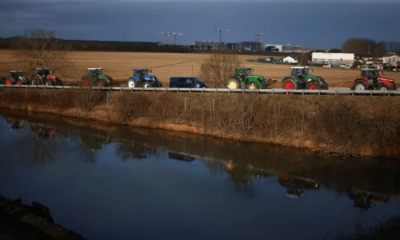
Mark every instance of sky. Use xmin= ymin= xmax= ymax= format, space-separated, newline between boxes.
xmin=0 ymin=0 xmax=399 ymax=49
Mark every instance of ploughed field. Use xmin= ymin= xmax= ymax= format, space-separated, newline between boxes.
xmin=1 ymin=50 xmax=399 ymax=88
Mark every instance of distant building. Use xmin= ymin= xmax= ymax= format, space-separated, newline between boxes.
xmin=265 ymin=45 xmax=279 ymax=52
xmin=226 ymin=43 xmax=238 ymax=50
xmin=382 ymin=55 xmax=399 ymax=68
xmin=194 ymin=41 xmax=224 ymax=50
xmin=311 ymin=52 xmax=355 ymax=64
xmin=283 ymin=56 xmax=298 ymax=64
xmin=238 ymin=41 xmax=263 ymax=52
xmin=282 ymin=45 xmax=309 ymax=53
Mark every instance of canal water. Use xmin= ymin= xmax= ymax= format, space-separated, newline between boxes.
xmin=0 ymin=110 xmax=400 ymax=240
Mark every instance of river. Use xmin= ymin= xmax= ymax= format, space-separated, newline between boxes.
xmin=0 ymin=110 xmax=400 ymax=240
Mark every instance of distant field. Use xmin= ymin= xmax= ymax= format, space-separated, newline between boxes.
xmin=1 ymin=50 xmax=399 ymax=87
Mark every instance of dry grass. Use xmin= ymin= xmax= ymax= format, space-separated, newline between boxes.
xmin=1 ymin=50 xmax=400 ymax=87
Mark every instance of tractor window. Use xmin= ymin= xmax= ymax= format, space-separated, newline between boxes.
xmin=304 ymin=68 xmax=309 ymax=75
xmin=43 ymin=69 xmax=50 ymax=75
xmin=245 ymin=69 xmax=252 ymax=75
xmin=37 ymin=70 xmax=44 ymax=75
xmin=178 ymin=78 xmax=185 ymax=83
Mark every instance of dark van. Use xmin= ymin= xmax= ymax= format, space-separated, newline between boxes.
xmin=169 ymin=77 xmax=206 ymax=88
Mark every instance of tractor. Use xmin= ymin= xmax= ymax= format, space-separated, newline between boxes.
xmin=31 ymin=67 xmax=62 ymax=86
xmin=282 ymin=66 xmax=328 ymax=90
xmin=226 ymin=68 xmax=276 ymax=90
xmin=351 ymin=68 xmax=397 ymax=91
xmin=81 ymin=68 xmax=114 ymax=87
xmin=127 ymin=68 xmax=162 ymax=88
xmin=5 ymin=71 xmax=29 ymax=85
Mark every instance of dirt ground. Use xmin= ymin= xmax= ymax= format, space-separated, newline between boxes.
xmin=1 ymin=50 xmax=399 ymax=87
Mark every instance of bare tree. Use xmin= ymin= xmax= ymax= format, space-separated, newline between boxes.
xmin=12 ymin=28 xmax=74 ymax=79
xmin=199 ymin=52 xmax=241 ymax=88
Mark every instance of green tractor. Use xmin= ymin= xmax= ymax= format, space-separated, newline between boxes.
xmin=227 ymin=68 xmax=276 ymax=90
xmin=81 ymin=68 xmax=114 ymax=87
xmin=282 ymin=66 xmax=328 ymax=90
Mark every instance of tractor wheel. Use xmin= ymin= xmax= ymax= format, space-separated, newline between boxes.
xmin=227 ymin=78 xmax=240 ymax=89
xmin=246 ymin=83 xmax=258 ymax=90
xmin=54 ymin=78 xmax=62 ymax=86
xmin=306 ymin=82 xmax=319 ymax=90
xmin=16 ymin=80 xmax=22 ymax=86
xmin=353 ymin=80 xmax=368 ymax=91
xmin=44 ymin=80 xmax=53 ymax=87
xmin=31 ymin=78 xmax=39 ymax=86
xmin=128 ymin=79 xmax=137 ymax=89
xmin=319 ymin=77 xmax=329 ymax=90
xmin=143 ymin=82 xmax=152 ymax=88
xmin=378 ymin=84 xmax=390 ymax=91
xmin=282 ymin=78 xmax=297 ymax=90
xmin=97 ymin=80 xmax=106 ymax=87
xmin=5 ymin=78 xmax=12 ymax=85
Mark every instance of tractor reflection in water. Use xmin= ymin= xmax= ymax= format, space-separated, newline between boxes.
xmin=348 ymin=187 xmax=390 ymax=210
xmin=31 ymin=124 xmax=56 ymax=139
xmin=278 ymin=172 xmax=320 ymax=198
xmin=223 ymin=160 xmax=273 ymax=198
xmin=116 ymin=139 xmax=155 ymax=161
xmin=6 ymin=118 xmax=27 ymax=130
xmin=80 ymin=132 xmax=111 ymax=152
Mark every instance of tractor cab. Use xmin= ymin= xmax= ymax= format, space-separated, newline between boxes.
xmin=11 ymin=71 xmax=24 ymax=79
xmin=291 ymin=66 xmax=309 ymax=80
xmin=236 ymin=68 xmax=252 ymax=82
xmin=88 ymin=68 xmax=104 ymax=79
xmin=133 ymin=68 xmax=152 ymax=82
xmin=36 ymin=67 xmax=52 ymax=79
xmin=361 ymin=68 xmax=379 ymax=81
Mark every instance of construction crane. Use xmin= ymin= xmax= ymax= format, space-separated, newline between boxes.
xmin=256 ymin=32 xmax=267 ymax=51
xmin=214 ymin=29 xmax=236 ymax=49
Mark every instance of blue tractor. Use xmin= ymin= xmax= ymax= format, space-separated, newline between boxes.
xmin=127 ymin=68 xmax=162 ymax=88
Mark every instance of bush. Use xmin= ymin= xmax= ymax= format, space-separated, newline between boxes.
xmin=199 ymin=52 xmax=240 ymax=88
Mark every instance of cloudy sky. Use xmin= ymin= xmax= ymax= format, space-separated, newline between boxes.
xmin=0 ymin=0 xmax=399 ymax=49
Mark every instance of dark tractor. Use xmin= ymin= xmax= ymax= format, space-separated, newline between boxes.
xmin=169 ymin=77 xmax=206 ymax=88
xmin=282 ymin=66 xmax=328 ymax=90
xmin=81 ymin=68 xmax=114 ymax=87
xmin=5 ymin=71 xmax=29 ymax=86
xmin=351 ymin=68 xmax=397 ymax=91
xmin=127 ymin=68 xmax=162 ymax=88
xmin=226 ymin=68 xmax=276 ymax=90
xmin=31 ymin=67 xmax=62 ymax=86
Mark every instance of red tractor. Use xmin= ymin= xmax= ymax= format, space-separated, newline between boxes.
xmin=31 ymin=67 xmax=62 ymax=86
xmin=351 ymin=68 xmax=397 ymax=91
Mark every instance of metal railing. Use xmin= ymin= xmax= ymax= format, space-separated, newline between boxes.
xmin=1 ymin=84 xmax=399 ymax=96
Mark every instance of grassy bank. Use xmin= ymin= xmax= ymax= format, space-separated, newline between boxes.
xmin=0 ymin=87 xmax=399 ymax=157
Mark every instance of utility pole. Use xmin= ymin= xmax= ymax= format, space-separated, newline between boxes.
xmin=255 ymin=32 xmax=267 ymax=52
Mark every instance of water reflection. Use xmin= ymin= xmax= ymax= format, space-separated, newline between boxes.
xmin=1 ymin=111 xmax=400 ymax=240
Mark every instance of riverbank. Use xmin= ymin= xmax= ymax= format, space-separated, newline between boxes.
xmin=0 ymin=87 xmax=399 ymax=157
xmin=0 ymin=194 xmax=85 ymax=240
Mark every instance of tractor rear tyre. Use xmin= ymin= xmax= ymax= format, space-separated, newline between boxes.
xmin=82 ymin=78 xmax=91 ymax=87
xmin=54 ymin=78 xmax=62 ymax=86
xmin=353 ymin=80 xmax=368 ymax=91
xmin=31 ymin=78 xmax=39 ymax=86
xmin=282 ymin=78 xmax=297 ymax=90
xmin=246 ymin=83 xmax=259 ymax=90
xmin=319 ymin=77 xmax=329 ymax=90
xmin=128 ymin=79 xmax=137 ymax=89
xmin=227 ymin=78 xmax=240 ymax=89
xmin=306 ymin=82 xmax=319 ymax=90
